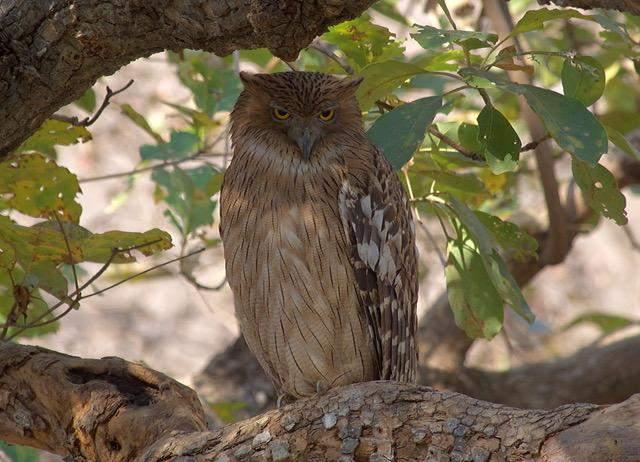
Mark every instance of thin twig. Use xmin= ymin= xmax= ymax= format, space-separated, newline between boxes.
xmin=437 ymin=0 xmax=458 ymax=30
xmin=283 ymin=61 xmax=298 ymax=71
xmin=51 ymin=80 xmax=134 ymax=127
xmin=4 ymin=239 xmax=164 ymax=339
xmin=0 ymin=301 xmax=17 ymax=339
xmin=521 ymin=134 xmax=551 ymax=152
xmin=427 ymin=126 xmax=484 ymax=162
xmin=82 ymin=248 xmax=206 ymax=300
xmin=53 ymin=213 xmax=79 ymax=294
xmin=309 ymin=39 xmax=354 ymax=74
xmin=182 ymin=271 xmax=227 ymax=291
xmin=402 ymin=167 xmax=420 ymax=221
xmin=78 ymin=149 xmax=214 ymax=183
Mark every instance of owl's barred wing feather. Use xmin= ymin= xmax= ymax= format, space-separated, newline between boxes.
xmin=339 ymin=150 xmax=418 ymax=382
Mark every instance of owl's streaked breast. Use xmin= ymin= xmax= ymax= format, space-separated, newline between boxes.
xmin=220 ymin=142 xmax=377 ymax=397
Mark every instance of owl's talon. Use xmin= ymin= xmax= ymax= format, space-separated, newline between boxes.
xmin=315 ymin=380 xmax=328 ymax=395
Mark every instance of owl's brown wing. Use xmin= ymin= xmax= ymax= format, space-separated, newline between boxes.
xmin=339 ymin=149 xmax=418 ymax=382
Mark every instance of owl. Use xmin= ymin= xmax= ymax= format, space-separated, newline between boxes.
xmin=220 ymin=71 xmax=418 ymax=399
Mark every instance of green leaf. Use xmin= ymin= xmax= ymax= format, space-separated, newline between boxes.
xmin=561 ymin=56 xmax=605 ymax=106
xmin=447 ymin=197 xmax=535 ymax=323
xmin=563 ymin=312 xmax=636 ymax=335
xmin=477 ymin=105 xmax=522 ymax=174
xmin=17 ymin=119 xmax=91 ymax=155
xmin=0 ymin=216 xmax=80 ymax=267
xmin=417 ymin=170 xmax=486 ymax=195
xmin=511 ymin=8 xmax=595 ymax=36
xmin=457 ymin=123 xmax=485 ymax=153
xmin=323 ymin=16 xmax=404 ymax=70
xmin=604 ymin=125 xmax=640 ymax=160
xmin=22 ymin=261 xmax=68 ymax=299
xmin=0 ymin=216 xmax=172 ymax=268
xmin=496 ymin=83 xmax=607 ymax=165
xmin=74 ymin=88 xmax=97 ymax=113
xmin=0 ymin=268 xmax=60 ymax=340
xmin=475 ymin=212 xmax=538 ymax=261
xmin=81 ymin=228 xmax=173 ymax=263
xmin=121 ymin=104 xmax=164 ymax=143
xmin=171 ymin=51 xmax=243 ymax=116
xmin=0 ymin=237 xmax=16 ymax=269
xmin=445 ymin=225 xmax=504 ymax=339
xmin=412 ymin=25 xmax=498 ymax=50
xmin=367 ymin=96 xmax=442 ymax=170
xmin=356 ymin=61 xmax=426 ymax=110
xmin=571 ymin=158 xmax=628 ymax=225
xmin=206 ymin=172 xmax=225 ymax=196
xmin=483 ymin=252 xmax=534 ymax=322
xmin=152 ymin=165 xmax=218 ymax=235
xmin=140 ymin=131 xmax=199 ymax=162
xmin=0 ymin=154 xmax=82 ymax=222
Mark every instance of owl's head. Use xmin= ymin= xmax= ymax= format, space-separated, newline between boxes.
xmin=231 ymin=71 xmax=363 ymax=160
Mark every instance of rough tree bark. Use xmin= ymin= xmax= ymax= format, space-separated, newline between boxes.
xmin=2 ymin=342 xmax=640 ymax=461
xmin=0 ymin=0 xmax=374 ymax=157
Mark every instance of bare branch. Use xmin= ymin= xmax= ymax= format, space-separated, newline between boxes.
xmin=0 ymin=0 xmax=376 ymax=156
xmin=51 ymin=80 xmax=134 ymax=127
xmin=82 ymin=247 xmax=206 ymax=300
xmin=309 ymin=39 xmax=355 ymax=74
xmin=427 ymin=125 xmax=484 ymax=161
xmin=537 ymin=0 xmax=640 ymax=14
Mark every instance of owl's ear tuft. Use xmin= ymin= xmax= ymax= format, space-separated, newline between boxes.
xmin=338 ymin=76 xmax=364 ymax=96
xmin=239 ymin=72 xmax=264 ymax=92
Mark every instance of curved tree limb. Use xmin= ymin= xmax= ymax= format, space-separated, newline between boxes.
xmin=3 ymin=341 xmax=640 ymax=461
xmin=426 ymin=333 xmax=640 ymax=410
xmin=0 ymin=0 xmax=374 ymax=157
xmin=0 ymin=341 xmax=206 ymax=460
xmin=537 ymin=0 xmax=640 ymax=14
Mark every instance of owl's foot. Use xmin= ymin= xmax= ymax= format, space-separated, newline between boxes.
xmin=315 ymin=380 xmax=329 ymax=395
xmin=276 ymin=393 xmax=295 ymax=408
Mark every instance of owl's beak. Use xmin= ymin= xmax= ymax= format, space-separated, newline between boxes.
xmin=296 ymin=127 xmax=316 ymax=160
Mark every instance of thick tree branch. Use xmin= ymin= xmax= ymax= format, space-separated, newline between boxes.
xmin=0 ymin=0 xmax=374 ymax=157
xmin=0 ymin=341 xmax=206 ymax=459
xmin=4 ymin=341 xmax=640 ymax=461
xmin=426 ymin=333 xmax=640 ymax=409
xmin=537 ymin=0 xmax=640 ymax=14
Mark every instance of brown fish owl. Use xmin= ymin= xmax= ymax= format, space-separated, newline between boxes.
xmin=220 ymin=71 xmax=418 ymax=398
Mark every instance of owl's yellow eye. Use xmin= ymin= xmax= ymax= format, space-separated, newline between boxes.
xmin=272 ymin=108 xmax=290 ymax=120
xmin=319 ymin=109 xmax=335 ymax=122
